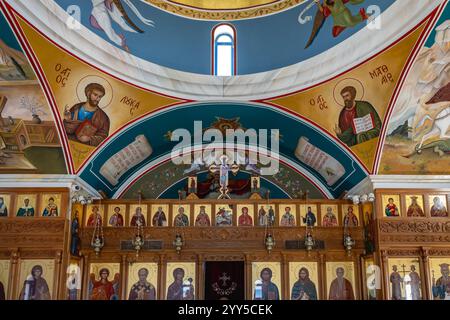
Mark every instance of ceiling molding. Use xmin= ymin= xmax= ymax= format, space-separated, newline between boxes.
xmin=347 ymin=175 xmax=450 ymax=197
xmin=0 ymin=174 xmax=101 ymax=198
xmin=369 ymin=175 xmax=450 ymax=190
xmin=145 ymin=0 xmax=304 ymax=21
xmin=3 ymin=0 xmax=441 ymax=100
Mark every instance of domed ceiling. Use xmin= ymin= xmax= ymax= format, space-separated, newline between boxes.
xmin=45 ymin=0 xmax=396 ymax=74
xmin=145 ymin=0 xmax=304 ymax=20
xmin=0 ymin=0 xmax=448 ymax=199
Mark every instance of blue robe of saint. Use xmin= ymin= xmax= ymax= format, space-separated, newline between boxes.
xmin=17 ymin=206 xmax=34 ymax=217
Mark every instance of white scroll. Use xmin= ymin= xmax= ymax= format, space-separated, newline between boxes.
xmin=100 ymin=135 xmax=152 ymax=186
xmin=295 ymin=137 xmax=346 ymax=186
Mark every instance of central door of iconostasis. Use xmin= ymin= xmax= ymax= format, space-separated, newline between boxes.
xmin=204 ymin=261 xmax=245 ymax=300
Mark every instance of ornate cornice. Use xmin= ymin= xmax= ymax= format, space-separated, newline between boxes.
xmin=380 ymin=235 xmax=450 ymax=243
xmin=0 ymin=219 xmax=66 ymax=249
xmin=384 ymin=249 xmax=421 ymax=256
xmin=379 ymin=221 xmax=450 ymax=234
xmin=146 ymin=0 xmax=303 ymax=20
xmin=0 ymin=219 xmax=66 ymax=234
xmin=426 ymin=249 xmax=450 ymax=256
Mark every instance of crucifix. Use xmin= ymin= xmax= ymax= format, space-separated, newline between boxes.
xmin=209 ymin=155 xmax=239 ymax=199
xmin=400 ymin=264 xmax=407 ymax=291
xmin=400 ymin=264 xmax=407 ymax=276
xmin=219 ymin=272 xmax=231 ymax=286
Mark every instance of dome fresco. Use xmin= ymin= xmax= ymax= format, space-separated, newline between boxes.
xmin=0 ymin=0 xmax=448 ymax=198
xmin=52 ymin=0 xmax=395 ymax=74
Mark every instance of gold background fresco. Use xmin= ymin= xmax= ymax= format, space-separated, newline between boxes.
xmin=18 ymin=259 xmax=55 ymax=299
xmin=165 ymin=262 xmax=196 ymax=299
xmin=325 ymin=261 xmax=356 ymax=300
xmin=251 ymin=262 xmax=282 ymax=299
xmin=266 ymin=25 xmax=425 ymax=170
xmin=288 ymin=261 xmax=319 ymax=300
xmin=127 ymin=262 xmax=158 ymax=300
xmin=18 ymin=17 xmax=183 ymax=171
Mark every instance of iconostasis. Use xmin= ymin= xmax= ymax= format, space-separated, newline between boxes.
xmin=79 ymin=200 xmax=363 ymax=228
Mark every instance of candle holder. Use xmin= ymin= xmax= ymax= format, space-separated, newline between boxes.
xmin=344 ymin=234 xmax=355 ymax=255
xmin=265 ymin=233 xmax=275 ymax=253
xmin=131 ymin=234 xmax=144 ymax=257
xmin=131 ymin=191 xmax=146 ymax=257
xmin=91 ymin=235 xmax=104 ymax=256
xmin=173 ymin=234 xmax=184 ymax=254
xmin=305 ymin=231 xmax=315 ymax=252
xmin=90 ymin=205 xmax=104 ymax=256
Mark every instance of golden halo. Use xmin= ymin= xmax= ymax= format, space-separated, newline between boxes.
xmin=333 ymin=78 xmax=365 ymax=107
xmin=76 ymin=75 xmax=114 ymax=110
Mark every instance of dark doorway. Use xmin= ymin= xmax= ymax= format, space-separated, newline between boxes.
xmin=204 ymin=261 xmax=245 ymax=300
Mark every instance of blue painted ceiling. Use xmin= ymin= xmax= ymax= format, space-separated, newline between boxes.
xmin=54 ymin=0 xmax=395 ymax=75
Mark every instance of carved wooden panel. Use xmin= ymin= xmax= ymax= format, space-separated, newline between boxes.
xmin=378 ymin=219 xmax=450 ymax=246
xmin=0 ymin=219 xmax=66 ymax=234
xmin=380 ymin=235 xmax=450 ymax=243
xmin=425 ymin=248 xmax=450 ymax=256
xmin=80 ymin=227 xmax=365 ymax=253
xmin=0 ymin=251 xmax=11 ymax=259
xmin=324 ymin=251 xmax=361 ymax=261
xmin=384 ymin=249 xmax=421 ymax=256
xmin=0 ymin=219 xmax=67 ymax=249
xmin=379 ymin=220 xmax=450 ymax=233
xmin=19 ymin=249 xmax=61 ymax=259
xmin=202 ymin=253 xmax=245 ymax=261
xmin=247 ymin=252 xmax=283 ymax=261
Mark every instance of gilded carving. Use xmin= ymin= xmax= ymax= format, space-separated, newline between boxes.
xmin=380 ymin=235 xmax=450 ymax=243
xmin=385 ymin=249 xmax=421 ymax=256
xmin=145 ymin=0 xmax=303 ymax=20
xmin=379 ymin=221 xmax=450 ymax=233
xmin=427 ymin=249 xmax=450 ymax=256
xmin=203 ymin=254 xmax=245 ymax=261
xmin=0 ymin=220 xmax=66 ymax=234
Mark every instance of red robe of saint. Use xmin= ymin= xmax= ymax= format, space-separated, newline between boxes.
xmin=238 ymin=213 xmax=253 ymax=226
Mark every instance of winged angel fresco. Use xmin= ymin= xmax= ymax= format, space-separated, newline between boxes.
xmin=300 ymin=0 xmax=369 ymax=49
xmin=88 ymin=268 xmax=120 ymax=300
xmin=90 ymin=0 xmax=154 ymax=52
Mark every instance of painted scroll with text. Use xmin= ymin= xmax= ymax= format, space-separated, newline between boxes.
xmin=100 ymin=135 xmax=152 ymax=186
xmin=295 ymin=137 xmax=345 ymax=186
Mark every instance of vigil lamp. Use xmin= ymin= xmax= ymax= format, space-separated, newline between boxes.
xmin=173 ymin=234 xmax=184 ymax=254
xmin=131 ymin=234 xmax=145 ymax=257
xmin=265 ymin=233 xmax=275 ymax=253
xmin=304 ymin=231 xmax=315 ymax=252
xmin=343 ymin=234 xmax=355 ymax=255
xmin=90 ymin=235 xmax=104 ymax=256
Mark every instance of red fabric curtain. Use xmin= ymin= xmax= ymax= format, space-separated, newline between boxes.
xmin=204 ymin=261 xmax=245 ymax=300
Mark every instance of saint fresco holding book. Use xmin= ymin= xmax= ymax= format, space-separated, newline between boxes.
xmin=334 ymin=85 xmax=381 ymax=147
xmin=63 ymin=83 xmax=110 ymax=146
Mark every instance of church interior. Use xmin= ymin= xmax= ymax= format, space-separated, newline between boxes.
xmin=0 ymin=0 xmax=449 ymax=301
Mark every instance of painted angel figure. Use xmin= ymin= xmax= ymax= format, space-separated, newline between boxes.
xmin=303 ymin=0 xmax=369 ymax=48
xmin=90 ymin=0 xmax=155 ymax=52
xmin=88 ymin=268 xmax=120 ymax=300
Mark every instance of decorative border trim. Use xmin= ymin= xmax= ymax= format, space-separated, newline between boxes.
xmin=145 ymin=0 xmax=305 ymax=21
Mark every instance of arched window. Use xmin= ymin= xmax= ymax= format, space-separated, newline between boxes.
xmin=212 ymin=24 xmax=236 ymax=76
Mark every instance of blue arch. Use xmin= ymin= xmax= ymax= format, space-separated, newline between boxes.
xmin=79 ymin=102 xmax=367 ymax=198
